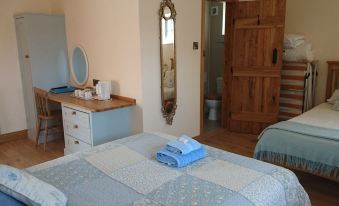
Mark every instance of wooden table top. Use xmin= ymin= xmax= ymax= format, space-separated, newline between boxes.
xmin=48 ymin=93 xmax=136 ymax=112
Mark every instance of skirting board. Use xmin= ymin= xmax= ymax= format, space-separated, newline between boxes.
xmin=0 ymin=130 xmax=28 ymax=143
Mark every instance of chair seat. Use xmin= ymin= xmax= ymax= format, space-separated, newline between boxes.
xmin=38 ymin=110 xmax=62 ymax=120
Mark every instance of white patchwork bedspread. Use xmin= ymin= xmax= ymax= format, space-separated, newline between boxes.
xmin=27 ymin=133 xmax=310 ymax=206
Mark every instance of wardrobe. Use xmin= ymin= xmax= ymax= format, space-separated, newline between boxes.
xmin=222 ymin=0 xmax=286 ymax=134
xmin=15 ymin=14 xmax=69 ymax=140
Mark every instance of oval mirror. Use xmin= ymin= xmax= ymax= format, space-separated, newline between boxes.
xmin=71 ymin=46 xmax=89 ymax=86
xmin=160 ymin=0 xmax=177 ymax=125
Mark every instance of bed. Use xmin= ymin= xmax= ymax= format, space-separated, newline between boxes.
xmin=25 ymin=132 xmax=310 ymax=206
xmin=254 ymin=62 xmax=339 ymax=182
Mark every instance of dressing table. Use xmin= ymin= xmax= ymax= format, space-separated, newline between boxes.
xmin=48 ymin=45 xmax=136 ymax=155
xmin=48 ymin=92 xmax=136 ymax=155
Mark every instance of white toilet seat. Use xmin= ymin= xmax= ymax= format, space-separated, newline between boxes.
xmin=205 ymin=99 xmax=221 ymax=121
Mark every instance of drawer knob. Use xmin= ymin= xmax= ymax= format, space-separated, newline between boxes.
xmin=72 ymin=111 xmax=76 ymax=115
xmin=73 ymin=125 xmax=79 ymax=129
xmin=74 ymin=140 xmax=79 ymax=144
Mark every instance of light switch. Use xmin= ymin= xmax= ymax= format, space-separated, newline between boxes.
xmin=193 ymin=42 xmax=199 ymax=50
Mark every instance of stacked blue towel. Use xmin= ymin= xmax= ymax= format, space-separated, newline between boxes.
xmin=156 ymin=135 xmax=207 ymax=168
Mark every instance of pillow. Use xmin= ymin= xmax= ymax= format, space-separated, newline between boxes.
xmin=327 ymin=89 xmax=339 ymax=104
xmin=0 ymin=165 xmax=67 ymax=206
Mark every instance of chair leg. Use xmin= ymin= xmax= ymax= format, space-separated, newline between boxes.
xmin=44 ymin=120 xmax=48 ymax=152
xmin=35 ymin=118 xmax=41 ymax=147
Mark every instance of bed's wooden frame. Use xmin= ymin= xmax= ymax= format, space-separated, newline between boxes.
xmin=262 ymin=61 xmax=339 ymax=182
xmin=326 ymin=61 xmax=339 ymax=99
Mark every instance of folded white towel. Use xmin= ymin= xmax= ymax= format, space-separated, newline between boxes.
xmin=284 ymin=34 xmax=305 ymax=49
xmin=283 ymin=42 xmax=314 ymax=62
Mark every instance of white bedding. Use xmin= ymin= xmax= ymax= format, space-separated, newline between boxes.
xmin=289 ymin=103 xmax=339 ymax=130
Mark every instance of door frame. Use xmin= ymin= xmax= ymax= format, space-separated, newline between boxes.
xmin=199 ymin=0 xmax=226 ymax=135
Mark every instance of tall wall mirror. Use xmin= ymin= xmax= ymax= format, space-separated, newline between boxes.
xmin=71 ymin=45 xmax=89 ymax=86
xmin=160 ymin=0 xmax=177 ymax=125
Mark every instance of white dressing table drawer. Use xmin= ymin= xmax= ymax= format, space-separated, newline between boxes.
xmin=63 ymin=107 xmax=90 ymax=128
xmin=65 ymin=135 xmax=91 ymax=154
xmin=64 ymin=120 xmax=91 ymax=144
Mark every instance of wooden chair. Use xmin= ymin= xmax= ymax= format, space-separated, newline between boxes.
xmin=34 ymin=87 xmax=63 ymax=151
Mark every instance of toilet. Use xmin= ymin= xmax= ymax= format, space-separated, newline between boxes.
xmin=205 ymin=77 xmax=223 ymax=121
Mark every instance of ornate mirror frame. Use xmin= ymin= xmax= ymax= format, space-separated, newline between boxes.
xmin=159 ymin=0 xmax=177 ymax=125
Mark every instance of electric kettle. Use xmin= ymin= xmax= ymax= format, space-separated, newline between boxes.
xmin=95 ymin=81 xmax=111 ymax=100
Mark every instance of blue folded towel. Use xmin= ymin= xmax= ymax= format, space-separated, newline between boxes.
xmin=166 ymin=135 xmax=202 ymax=155
xmin=156 ymin=146 xmax=207 ymax=168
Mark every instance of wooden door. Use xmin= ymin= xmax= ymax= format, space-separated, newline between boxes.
xmin=222 ymin=0 xmax=286 ymax=134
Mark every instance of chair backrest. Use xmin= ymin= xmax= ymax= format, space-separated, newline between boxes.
xmin=33 ymin=87 xmax=50 ymax=117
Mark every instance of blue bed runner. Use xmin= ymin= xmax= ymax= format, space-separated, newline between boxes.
xmin=254 ymin=121 xmax=339 ymax=181
xmin=264 ymin=121 xmax=339 ymax=142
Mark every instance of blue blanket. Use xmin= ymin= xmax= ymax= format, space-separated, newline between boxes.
xmin=254 ymin=121 xmax=339 ymax=181
xmin=156 ymin=146 xmax=207 ymax=168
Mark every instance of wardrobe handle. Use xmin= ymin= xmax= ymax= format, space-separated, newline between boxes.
xmin=272 ymin=48 xmax=278 ymax=65
xmin=72 ymin=111 xmax=76 ymax=115
xmin=74 ymin=141 xmax=79 ymax=145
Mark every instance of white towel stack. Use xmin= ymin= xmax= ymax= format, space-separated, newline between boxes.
xmin=283 ymin=34 xmax=314 ymax=62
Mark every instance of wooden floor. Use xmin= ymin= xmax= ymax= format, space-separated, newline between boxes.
xmin=0 ymin=129 xmax=338 ymax=206
xmin=196 ymin=127 xmax=339 ymax=206
xmin=0 ymin=138 xmax=64 ymax=169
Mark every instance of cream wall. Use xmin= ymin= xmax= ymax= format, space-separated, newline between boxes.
xmin=1 ymin=0 xmax=201 ymax=137
xmin=0 ymin=0 xmax=58 ymax=134
xmin=139 ymin=0 xmax=201 ymax=137
xmin=63 ymin=0 xmax=143 ymax=133
xmin=285 ymin=0 xmax=339 ymax=104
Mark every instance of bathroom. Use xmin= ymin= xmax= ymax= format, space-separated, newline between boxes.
xmin=203 ymin=0 xmax=225 ymax=131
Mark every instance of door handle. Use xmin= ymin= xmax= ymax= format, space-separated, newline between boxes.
xmin=72 ymin=111 xmax=76 ymax=115
xmin=74 ymin=140 xmax=79 ymax=145
xmin=73 ymin=125 xmax=79 ymax=129
xmin=272 ymin=48 xmax=278 ymax=65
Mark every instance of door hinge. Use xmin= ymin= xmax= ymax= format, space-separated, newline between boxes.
xmin=257 ymin=15 xmax=260 ymax=25
xmin=229 ymin=112 xmax=231 ymax=118
xmin=233 ymin=18 xmax=235 ymax=25
xmin=230 ymin=67 xmax=233 ymax=73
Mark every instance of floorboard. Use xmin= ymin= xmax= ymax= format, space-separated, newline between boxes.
xmin=0 ymin=138 xmax=64 ymax=169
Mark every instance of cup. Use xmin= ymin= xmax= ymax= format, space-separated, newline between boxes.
xmin=84 ymin=91 xmax=92 ymax=100
xmin=74 ymin=90 xmax=81 ymax=97
xmin=79 ymin=90 xmax=86 ymax=98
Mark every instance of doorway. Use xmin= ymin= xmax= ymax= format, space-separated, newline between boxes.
xmin=201 ymin=0 xmax=226 ymax=133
